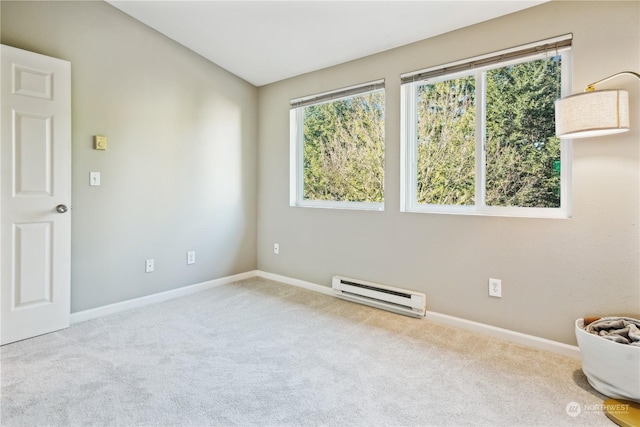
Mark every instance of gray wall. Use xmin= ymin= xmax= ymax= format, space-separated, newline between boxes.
xmin=1 ymin=1 xmax=258 ymax=312
xmin=257 ymin=1 xmax=640 ymax=345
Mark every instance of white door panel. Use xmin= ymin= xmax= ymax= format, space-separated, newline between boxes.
xmin=1 ymin=45 xmax=71 ymax=345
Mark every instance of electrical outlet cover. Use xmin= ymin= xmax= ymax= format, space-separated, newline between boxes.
xmin=489 ymin=278 xmax=502 ymax=297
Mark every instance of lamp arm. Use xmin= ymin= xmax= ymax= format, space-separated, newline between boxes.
xmin=586 ymin=71 xmax=640 ymax=91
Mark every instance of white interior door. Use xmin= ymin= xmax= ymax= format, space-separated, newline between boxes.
xmin=1 ymin=45 xmax=71 ymax=345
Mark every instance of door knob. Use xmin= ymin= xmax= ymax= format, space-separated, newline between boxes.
xmin=56 ymin=204 xmax=68 ymax=213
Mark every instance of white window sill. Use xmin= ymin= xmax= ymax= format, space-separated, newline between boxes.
xmin=292 ymin=200 xmax=384 ymax=211
xmin=402 ymin=204 xmax=570 ymax=219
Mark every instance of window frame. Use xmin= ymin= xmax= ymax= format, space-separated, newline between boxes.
xmin=400 ymin=40 xmax=573 ymax=219
xmin=290 ymin=80 xmax=386 ymax=211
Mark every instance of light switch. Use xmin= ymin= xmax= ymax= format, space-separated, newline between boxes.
xmin=90 ymin=172 xmax=101 ymax=186
xmin=94 ymin=135 xmax=107 ymax=150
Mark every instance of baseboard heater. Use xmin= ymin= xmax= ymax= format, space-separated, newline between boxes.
xmin=331 ymin=276 xmax=426 ymax=318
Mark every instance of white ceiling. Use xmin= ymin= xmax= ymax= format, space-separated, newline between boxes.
xmin=107 ymin=0 xmax=547 ymax=87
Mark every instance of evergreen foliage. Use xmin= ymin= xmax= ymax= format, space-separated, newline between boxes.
xmin=416 ymin=56 xmax=562 ymax=208
xmin=299 ymin=56 xmax=561 ymax=208
xmin=302 ymin=92 xmax=384 ymax=202
xmin=485 ymin=58 xmax=561 ymax=207
xmin=416 ymin=76 xmax=476 ymax=205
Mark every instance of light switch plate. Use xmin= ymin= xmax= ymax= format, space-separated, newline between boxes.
xmin=90 ymin=172 xmax=101 ymax=186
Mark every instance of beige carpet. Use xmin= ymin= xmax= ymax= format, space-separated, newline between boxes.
xmin=1 ymin=277 xmax=611 ymax=426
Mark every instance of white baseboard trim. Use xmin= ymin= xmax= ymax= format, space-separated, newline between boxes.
xmin=424 ymin=311 xmax=580 ymax=359
xmin=70 ymin=270 xmax=258 ymax=324
xmin=256 ymin=270 xmax=580 ymax=360
xmin=256 ymin=270 xmax=334 ymax=296
xmin=70 ymin=269 xmax=580 ymax=359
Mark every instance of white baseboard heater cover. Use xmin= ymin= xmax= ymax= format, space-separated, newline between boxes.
xmin=332 ymin=276 xmax=426 ymax=317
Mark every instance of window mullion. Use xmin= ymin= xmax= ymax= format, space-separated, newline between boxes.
xmin=560 ymin=50 xmax=573 ymax=216
xmin=475 ymin=71 xmax=487 ymax=210
xmin=289 ymin=109 xmax=297 ymax=205
xmin=410 ymin=86 xmax=419 ymax=210
xmin=296 ymin=109 xmax=305 ymax=204
xmin=400 ymin=83 xmax=417 ymax=211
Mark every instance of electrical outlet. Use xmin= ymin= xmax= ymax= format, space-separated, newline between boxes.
xmin=187 ymin=251 xmax=196 ymax=265
xmin=145 ymin=259 xmax=154 ymax=273
xmin=489 ymin=278 xmax=502 ymax=298
xmin=273 ymin=243 xmax=279 ymax=255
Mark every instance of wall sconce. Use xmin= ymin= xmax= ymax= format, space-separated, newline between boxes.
xmin=555 ymin=71 xmax=639 ymax=139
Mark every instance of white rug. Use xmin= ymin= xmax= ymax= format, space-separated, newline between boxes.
xmin=1 ymin=277 xmax=610 ymax=426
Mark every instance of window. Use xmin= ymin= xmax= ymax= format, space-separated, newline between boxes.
xmin=290 ymin=80 xmax=385 ymax=210
xmin=401 ymin=36 xmax=572 ymax=218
